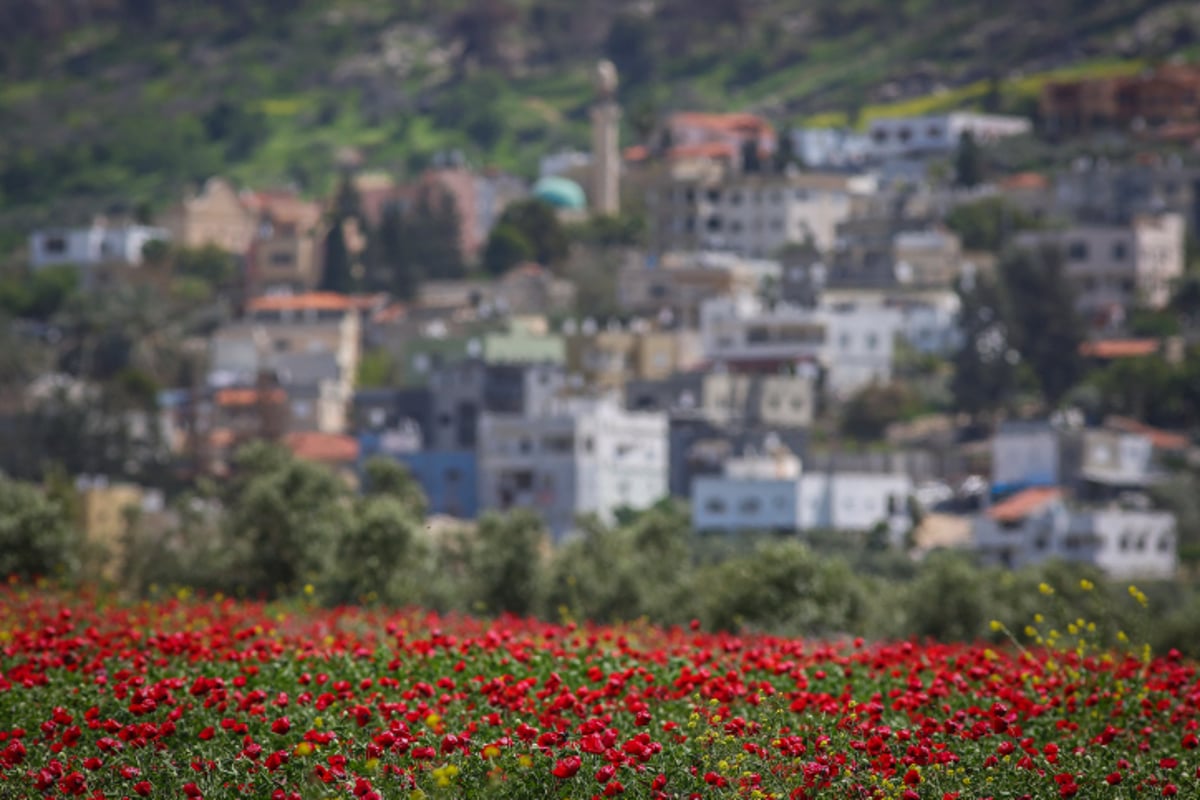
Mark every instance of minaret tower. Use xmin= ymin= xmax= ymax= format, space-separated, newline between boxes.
xmin=590 ymin=59 xmax=621 ymax=216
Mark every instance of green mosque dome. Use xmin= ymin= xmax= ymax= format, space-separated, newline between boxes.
xmin=532 ymin=176 xmax=587 ymax=210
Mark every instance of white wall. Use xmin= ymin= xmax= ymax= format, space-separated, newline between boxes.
xmin=30 ymin=224 xmax=169 ymax=269
xmin=1087 ymin=510 xmax=1176 ymax=579
xmin=992 ymin=425 xmax=1059 ymax=488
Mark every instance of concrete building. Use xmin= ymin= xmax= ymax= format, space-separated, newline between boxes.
xmin=1051 ymin=159 xmax=1200 ymax=235
xmin=29 ymin=220 xmax=169 ymax=271
xmin=990 ymin=420 xmax=1082 ymax=496
xmin=359 ymin=431 xmax=479 ymax=519
xmin=791 ymin=128 xmax=872 ymax=169
xmin=565 ymin=325 xmax=703 ymax=392
xmin=625 ymin=371 xmax=816 ymax=430
xmin=478 ymin=398 xmax=668 ymax=538
xmin=1016 ymin=213 xmax=1185 ymax=320
xmin=648 ymin=171 xmax=876 ymax=258
xmin=159 ymin=177 xmax=257 ymax=254
xmin=242 ymin=191 xmax=325 ymax=297
xmin=865 ymin=113 xmax=1032 ymax=160
xmin=973 ymin=487 xmax=1177 ymax=579
xmin=616 ymin=251 xmax=780 ymax=326
xmin=426 ymin=360 xmax=567 ymax=451
xmin=691 ymin=446 xmax=912 ymax=535
xmin=208 ymin=293 xmax=362 ymax=434
xmin=1040 ymin=64 xmax=1200 ymax=136
xmin=699 ymin=293 xmax=903 ymax=397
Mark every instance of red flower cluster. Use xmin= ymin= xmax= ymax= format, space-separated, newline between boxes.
xmin=0 ymin=586 xmax=1197 ymax=798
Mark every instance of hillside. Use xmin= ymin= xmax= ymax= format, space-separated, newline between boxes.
xmin=1 ymin=0 xmax=1198 ymax=247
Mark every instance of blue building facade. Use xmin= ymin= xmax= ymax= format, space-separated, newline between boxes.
xmin=359 ymin=433 xmax=478 ymax=519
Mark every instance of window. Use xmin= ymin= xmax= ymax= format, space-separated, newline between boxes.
xmin=897 ymin=127 xmax=912 ymax=143
xmin=705 ymin=498 xmax=727 ymax=514
xmin=707 ymin=216 xmax=722 ymax=232
xmin=43 ymin=236 xmax=67 ymax=255
xmin=730 ymin=221 xmax=743 ymax=233
xmin=1111 ymin=242 xmax=1128 ymax=260
xmin=794 ymin=189 xmax=810 ymax=201
xmin=1067 ymin=241 xmax=1089 ymax=261
xmin=839 ymin=333 xmax=851 ymax=350
xmin=866 ymin=333 xmax=879 ymax=351
xmin=583 ymin=436 xmax=594 ymax=453
xmin=706 ymin=189 xmax=721 ymax=203
xmin=270 ymin=251 xmax=295 ymax=266
xmin=730 ymin=191 xmax=743 ymax=206
xmin=519 ymin=438 xmax=532 ymax=454
xmin=1159 ymin=535 xmax=1173 ymax=552
xmin=445 ymin=468 xmax=461 ymax=483
xmin=739 ymin=497 xmax=762 ymax=514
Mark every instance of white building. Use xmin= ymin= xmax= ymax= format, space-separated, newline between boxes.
xmin=1015 ymin=213 xmax=1184 ymax=320
xmin=991 ymin=420 xmax=1068 ymax=493
xmin=692 ymin=448 xmax=912 ymax=535
xmin=791 ymin=128 xmax=872 ymax=169
xmin=29 ymin=220 xmax=169 ymax=270
xmin=699 ymin=293 xmax=903 ymax=396
xmin=973 ymin=487 xmax=1176 ymax=579
xmin=478 ymin=398 xmax=668 ymax=539
xmin=866 ymin=112 xmax=1032 ymax=160
xmin=650 ymin=172 xmax=877 ymax=258
xmin=820 ymin=287 xmax=963 ymax=355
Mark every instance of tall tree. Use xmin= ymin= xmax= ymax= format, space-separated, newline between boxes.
xmin=954 ymin=130 xmax=983 ymax=189
xmin=774 ymin=125 xmax=799 ymax=173
xmin=409 ymin=185 xmax=466 ymax=280
xmin=951 ymin=271 xmax=1019 ymax=422
xmin=494 ymin=199 xmax=569 ymax=268
xmin=482 ymin=224 xmax=534 ymax=276
xmin=372 ymin=202 xmax=418 ymax=298
xmin=319 ymin=222 xmax=352 ymax=293
xmin=999 ymin=245 xmax=1086 ymax=406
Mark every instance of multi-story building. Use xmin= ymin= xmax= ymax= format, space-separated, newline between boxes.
xmin=159 ymin=177 xmax=257 ymax=254
xmin=865 ymin=112 xmax=1032 ymax=160
xmin=648 ymin=171 xmax=876 ymax=258
xmin=1051 ymin=159 xmax=1200 ymax=235
xmin=243 ymin=191 xmax=325 ymax=296
xmin=1016 ymin=212 xmax=1185 ymax=319
xmin=1040 ymin=64 xmax=1200 ymax=136
xmin=29 ymin=219 xmax=169 ymax=273
xmin=691 ymin=445 xmax=912 ymax=536
xmin=478 ymin=398 xmax=668 ymax=538
xmin=426 ymin=360 xmax=567 ymax=451
xmin=973 ymin=487 xmax=1177 ymax=579
xmin=565 ymin=325 xmax=702 ymax=392
xmin=625 ymin=371 xmax=816 ymax=430
xmin=699 ymin=293 xmax=903 ymax=397
xmin=990 ymin=420 xmax=1082 ymax=496
xmin=358 ymin=428 xmax=479 ymax=519
xmin=617 ymin=251 xmax=780 ymax=325
xmin=209 ymin=293 xmax=362 ymax=434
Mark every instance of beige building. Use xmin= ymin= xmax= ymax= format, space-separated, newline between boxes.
xmin=209 ymin=293 xmax=362 ymax=434
xmin=159 ymin=177 xmax=257 ymax=254
xmin=617 ymin=251 xmax=778 ymax=326
xmin=243 ymin=192 xmax=325 ymax=296
xmin=565 ymin=326 xmax=702 ymax=391
xmin=76 ymin=480 xmax=148 ymax=583
xmin=626 ymin=371 xmax=816 ymax=429
xmin=1016 ymin=212 xmax=1185 ymax=320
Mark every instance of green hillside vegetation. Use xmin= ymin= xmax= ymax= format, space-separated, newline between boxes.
xmin=0 ymin=0 xmax=1196 ymax=248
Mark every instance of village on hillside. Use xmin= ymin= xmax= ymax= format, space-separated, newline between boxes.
xmin=5 ymin=60 xmax=1200 ymax=588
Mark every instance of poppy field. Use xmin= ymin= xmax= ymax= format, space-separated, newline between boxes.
xmin=1 ymin=584 xmax=1198 ymax=799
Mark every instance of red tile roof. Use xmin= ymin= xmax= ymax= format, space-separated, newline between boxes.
xmin=284 ymin=432 xmax=359 ymax=464
xmin=998 ymin=172 xmax=1048 ymax=191
xmin=247 ymin=292 xmax=355 ymax=313
xmin=668 ymin=142 xmax=738 ymax=161
xmin=987 ymin=487 xmax=1063 ymax=523
xmin=215 ymin=387 xmax=287 ymax=408
xmin=1079 ymin=339 xmax=1160 ymax=359
xmin=670 ymin=112 xmax=775 ymax=136
xmin=1104 ymin=416 xmax=1190 ymax=451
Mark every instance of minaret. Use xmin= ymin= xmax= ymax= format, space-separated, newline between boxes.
xmin=590 ymin=59 xmax=621 ymax=216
